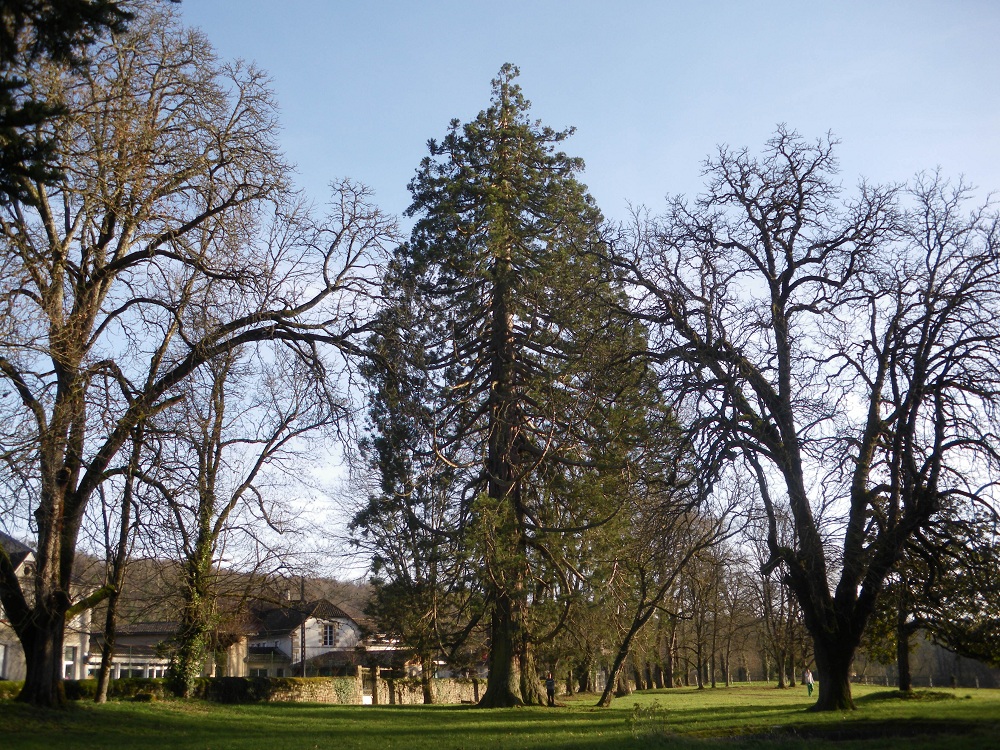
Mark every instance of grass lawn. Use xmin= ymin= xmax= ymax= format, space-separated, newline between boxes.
xmin=2 ymin=683 xmax=998 ymax=749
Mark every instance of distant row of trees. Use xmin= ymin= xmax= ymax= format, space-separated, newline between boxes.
xmin=0 ymin=2 xmax=997 ymax=713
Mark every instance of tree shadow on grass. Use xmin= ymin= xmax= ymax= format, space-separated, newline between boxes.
xmin=0 ymin=700 xmax=684 ymax=750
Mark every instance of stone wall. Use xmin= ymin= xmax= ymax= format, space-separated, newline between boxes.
xmin=265 ymin=676 xmax=362 ymax=704
xmin=377 ymin=676 xmax=483 ymax=705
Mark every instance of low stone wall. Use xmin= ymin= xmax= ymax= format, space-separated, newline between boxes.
xmin=378 ymin=677 xmax=483 ymax=705
xmin=266 ymin=676 xmax=362 ymax=704
xmin=40 ymin=674 xmax=479 ymax=705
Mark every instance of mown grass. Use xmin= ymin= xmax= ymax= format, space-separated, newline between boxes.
xmin=1 ymin=683 xmax=998 ymax=749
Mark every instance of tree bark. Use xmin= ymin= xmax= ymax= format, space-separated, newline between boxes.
xmin=96 ymin=438 xmax=140 ymax=704
xmin=95 ymin=591 xmax=120 ymax=703
xmin=596 ymin=608 xmax=646 ymax=706
xmin=896 ymin=601 xmax=912 ymax=693
xmin=17 ymin=604 xmax=67 ymax=707
xmin=664 ymin=627 xmax=676 ymax=687
xmin=812 ymin=638 xmax=856 ymax=711
xmin=168 ymin=548 xmax=214 ymax=697
xmin=479 ymin=589 xmax=522 ymax=707
xmin=614 ymin=672 xmax=632 ymax=697
xmin=695 ymin=643 xmax=705 ymax=689
xmin=518 ymin=640 xmax=545 ymax=706
xmin=420 ymin=654 xmax=435 ymax=704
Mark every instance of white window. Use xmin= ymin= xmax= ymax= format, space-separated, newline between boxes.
xmin=323 ymin=623 xmax=337 ymax=647
xmin=63 ymin=646 xmax=77 ymax=679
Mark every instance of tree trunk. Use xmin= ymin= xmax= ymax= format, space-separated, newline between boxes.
xmin=695 ymin=643 xmax=704 ymax=689
xmin=615 ymin=672 xmax=632 ymax=697
xmin=724 ymin=636 xmax=733 ymax=687
xmin=518 ymin=640 xmax=545 ymax=706
xmin=168 ymin=548 xmax=214 ymax=697
xmin=664 ymin=627 xmax=676 ymax=687
xmin=787 ymin=637 xmax=797 ymax=687
xmin=896 ymin=602 xmax=912 ymax=693
xmin=575 ymin=656 xmax=593 ymax=693
xmin=479 ymin=589 xmax=522 ymax=707
xmin=17 ymin=605 xmax=67 ymax=708
xmin=96 ymin=444 xmax=139 ymax=704
xmin=420 ymin=654 xmax=435 ymax=704
xmin=812 ymin=639 xmax=856 ymax=711
xmin=596 ymin=612 xmax=645 ymax=707
xmin=95 ymin=592 xmax=120 ymax=703
xmin=633 ymin=661 xmax=644 ymax=691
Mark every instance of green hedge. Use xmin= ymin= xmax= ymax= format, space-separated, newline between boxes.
xmin=330 ymin=676 xmax=360 ymax=704
xmin=194 ymin=676 xmax=278 ymax=703
xmin=0 ymin=678 xmax=168 ymax=701
xmin=65 ymin=678 xmax=171 ymax=701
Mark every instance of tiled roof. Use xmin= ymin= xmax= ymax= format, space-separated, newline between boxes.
xmin=304 ymin=646 xmax=406 ymax=669
xmin=114 ymin=621 xmax=179 ymax=636
xmin=253 ymin=599 xmax=355 ymax=637
xmin=0 ymin=530 xmax=33 ymax=569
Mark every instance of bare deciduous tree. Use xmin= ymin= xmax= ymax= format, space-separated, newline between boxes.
xmin=0 ymin=8 xmax=394 ymax=707
xmin=611 ymin=128 xmax=1000 ymax=710
xmin=595 ymin=470 xmax=739 ymax=707
xmin=144 ymin=333 xmax=352 ymax=697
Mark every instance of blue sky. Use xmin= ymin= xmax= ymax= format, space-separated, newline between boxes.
xmin=174 ymin=2 xmax=1000 ymax=575
xmin=180 ymin=1 xmax=1000 ymax=224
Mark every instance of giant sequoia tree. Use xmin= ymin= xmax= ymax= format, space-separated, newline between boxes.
xmin=374 ymin=65 xmax=644 ymax=706
xmin=612 ymin=130 xmax=1000 ymax=710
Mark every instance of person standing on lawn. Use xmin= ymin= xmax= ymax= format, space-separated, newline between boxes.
xmin=804 ymin=669 xmax=814 ymax=697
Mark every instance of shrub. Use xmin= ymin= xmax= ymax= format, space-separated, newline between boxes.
xmin=109 ymin=678 xmax=170 ymax=701
xmin=330 ymin=676 xmax=360 ymax=704
xmin=0 ymin=681 xmax=22 ymax=700
xmin=59 ymin=678 xmax=171 ymax=702
xmin=63 ymin=679 xmax=97 ymax=701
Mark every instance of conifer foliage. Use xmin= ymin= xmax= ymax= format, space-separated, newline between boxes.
xmin=366 ymin=65 xmax=644 ymax=706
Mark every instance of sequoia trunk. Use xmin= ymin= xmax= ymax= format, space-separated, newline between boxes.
xmin=479 ymin=589 xmax=522 ymax=706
